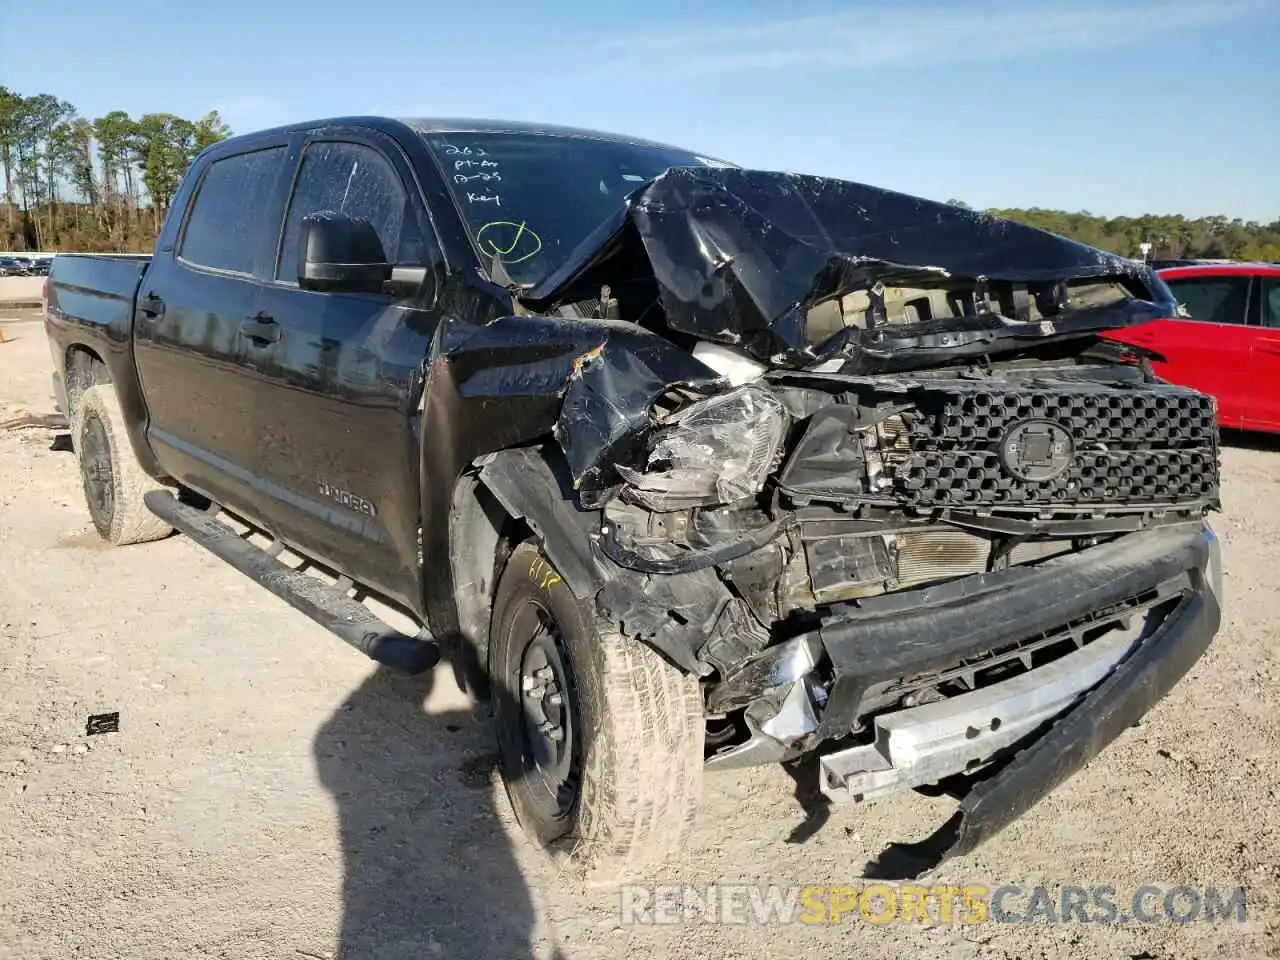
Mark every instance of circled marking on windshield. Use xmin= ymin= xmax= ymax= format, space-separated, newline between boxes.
xmin=476 ymin=221 xmax=543 ymax=265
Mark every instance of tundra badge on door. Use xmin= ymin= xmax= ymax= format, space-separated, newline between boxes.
xmin=318 ymin=480 xmax=377 ymax=517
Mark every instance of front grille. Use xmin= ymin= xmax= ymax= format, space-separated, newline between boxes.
xmin=881 ymin=381 xmax=1218 ymax=510
xmin=897 ymin=447 xmax=1216 ymax=506
xmin=924 ymin=385 xmax=1215 ymax=447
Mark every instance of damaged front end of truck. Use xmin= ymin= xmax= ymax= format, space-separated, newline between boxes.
xmin=458 ymin=167 xmax=1223 ymax=875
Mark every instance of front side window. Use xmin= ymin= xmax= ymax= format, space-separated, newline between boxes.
xmin=180 ymin=147 xmax=287 ymax=274
xmin=277 ymin=141 xmax=424 ymax=283
xmin=1165 ymin=275 xmax=1251 ymax=325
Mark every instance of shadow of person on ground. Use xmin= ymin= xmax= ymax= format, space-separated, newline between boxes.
xmin=315 ymin=665 xmax=562 ymax=959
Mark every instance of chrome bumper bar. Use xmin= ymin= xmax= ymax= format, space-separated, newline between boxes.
xmin=818 ymin=611 xmax=1155 ymax=802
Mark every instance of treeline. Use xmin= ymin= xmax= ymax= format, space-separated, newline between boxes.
xmin=3 ymin=83 xmax=1277 ymax=262
xmin=0 ymin=86 xmax=231 ymax=253
xmin=948 ymin=200 xmax=1280 ymax=263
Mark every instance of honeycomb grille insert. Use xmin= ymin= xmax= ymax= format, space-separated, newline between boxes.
xmin=884 ymin=383 xmax=1218 ymax=508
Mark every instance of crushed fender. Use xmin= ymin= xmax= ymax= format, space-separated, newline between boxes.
xmin=436 ymin=309 xmax=723 ymax=495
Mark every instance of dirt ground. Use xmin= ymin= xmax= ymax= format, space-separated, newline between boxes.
xmin=1 ymin=308 xmax=1277 ymax=959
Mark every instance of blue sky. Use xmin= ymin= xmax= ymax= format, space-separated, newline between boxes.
xmin=2 ymin=0 xmax=1277 ymax=220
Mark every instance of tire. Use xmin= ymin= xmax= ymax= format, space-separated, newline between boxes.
xmin=74 ymin=385 xmax=173 ymax=546
xmin=489 ymin=542 xmax=704 ymax=877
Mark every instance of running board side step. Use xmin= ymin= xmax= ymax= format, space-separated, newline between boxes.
xmin=144 ymin=491 xmax=440 ymax=675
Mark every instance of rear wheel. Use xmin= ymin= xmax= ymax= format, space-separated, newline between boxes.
xmin=74 ymin=385 xmax=172 ymax=546
xmin=489 ymin=542 xmax=704 ymax=876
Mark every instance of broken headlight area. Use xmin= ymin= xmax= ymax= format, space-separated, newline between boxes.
xmin=614 ymin=384 xmax=788 ymax=510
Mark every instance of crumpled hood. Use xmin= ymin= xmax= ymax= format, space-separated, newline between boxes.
xmin=526 ymin=167 xmax=1172 ymax=366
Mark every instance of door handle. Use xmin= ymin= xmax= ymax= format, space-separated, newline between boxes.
xmin=1254 ymin=337 xmax=1280 ymax=357
xmin=139 ymin=291 xmax=165 ymax=320
xmin=240 ymin=313 xmax=280 ymax=345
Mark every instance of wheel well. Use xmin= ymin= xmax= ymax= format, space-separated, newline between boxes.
xmin=448 ymin=471 xmax=530 ymax=675
xmin=65 ymin=346 xmax=110 ymax=419
xmin=449 ymin=446 xmax=609 ymax=684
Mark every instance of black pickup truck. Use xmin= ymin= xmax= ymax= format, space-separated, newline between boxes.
xmin=45 ymin=116 xmax=1224 ymax=878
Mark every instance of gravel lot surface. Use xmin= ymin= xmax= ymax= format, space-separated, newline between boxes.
xmin=1 ymin=309 xmax=1276 ymax=958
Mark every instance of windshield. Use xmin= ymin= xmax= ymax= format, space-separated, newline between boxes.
xmin=420 ymin=131 xmax=724 ymax=286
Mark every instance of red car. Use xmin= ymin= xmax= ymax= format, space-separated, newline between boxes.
xmin=1106 ymin=263 xmax=1280 ymax=433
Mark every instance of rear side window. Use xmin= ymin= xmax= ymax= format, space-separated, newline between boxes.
xmin=1166 ymin=276 xmax=1251 ymax=325
xmin=180 ymin=147 xmax=286 ymax=274
xmin=277 ymin=141 xmax=425 ymax=283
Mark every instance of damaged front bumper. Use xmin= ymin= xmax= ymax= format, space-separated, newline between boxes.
xmin=872 ymin=566 xmax=1218 ymax=878
xmin=706 ymin=521 xmax=1221 ymax=872
xmin=817 ymin=612 xmax=1161 ymax=804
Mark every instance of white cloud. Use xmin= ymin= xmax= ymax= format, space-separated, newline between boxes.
xmin=602 ymin=0 xmax=1270 ymax=77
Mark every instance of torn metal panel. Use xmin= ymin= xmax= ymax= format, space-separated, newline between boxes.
xmin=551 ymin=322 xmax=725 ymax=493
xmin=433 ymin=308 xmax=724 ymax=491
xmin=527 ymin=168 xmax=1175 ymax=367
xmin=416 ymin=295 xmax=722 ymax=640
xmin=596 ymin=565 xmax=735 ymax=676
xmin=477 ymin=446 xmax=607 ymax=599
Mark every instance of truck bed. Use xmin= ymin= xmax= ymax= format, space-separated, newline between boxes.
xmin=44 ymin=254 xmax=152 ymax=428
xmin=47 ymin=255 xmax=150 ymax=329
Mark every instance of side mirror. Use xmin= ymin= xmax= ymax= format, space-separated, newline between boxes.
xmin=297 ymin=212 xmax=392 ymax=294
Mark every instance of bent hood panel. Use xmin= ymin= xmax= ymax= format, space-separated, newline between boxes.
xmin=528 ymin=167 xmax=1166 ymax=365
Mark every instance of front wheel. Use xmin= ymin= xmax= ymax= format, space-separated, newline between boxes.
xmin=489 ymin=542 xmax=705 ymax=876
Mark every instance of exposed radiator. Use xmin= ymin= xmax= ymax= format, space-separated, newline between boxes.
xmin=892 ymin=528 xmax=990 ymax=586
